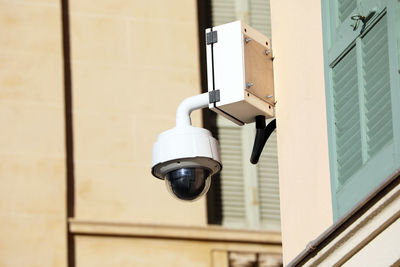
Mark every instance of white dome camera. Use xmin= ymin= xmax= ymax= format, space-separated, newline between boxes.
xmin=152 ymin=21 xmax=276 ymax=202
xmin=152 ymin=93 xmax=222 ymax=201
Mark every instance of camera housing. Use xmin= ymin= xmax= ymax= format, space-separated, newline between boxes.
xmin=152 ymin=125 xmax=221 ymax=201
xmin=151 ymin=21 xmax=276 ymax=201
xmin=206 ymin=20 xmax=275 ymax=125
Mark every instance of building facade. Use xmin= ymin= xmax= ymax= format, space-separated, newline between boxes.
xmin=270 ymin=0 xmax=400 ymax=265
xmin=0 ymin=0 xmax=282 ymax=266
xmin=3 ymin=0 xmax=398 ymax=266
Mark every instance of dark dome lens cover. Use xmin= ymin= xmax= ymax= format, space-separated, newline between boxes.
xmin=166 ymin=167 xmax=211 ymax=201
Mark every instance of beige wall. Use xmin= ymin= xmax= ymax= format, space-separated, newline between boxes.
xmin=0 ymin=0 xmax=66 ymax=266
xmin=75 ymin=236 xmax=279 ymax=267
xmin=70 ymin=221 xmax=282 ymax=267
xmin=0 ymin=0 xmax=282 ymax=266
xmin=270 ymin=0 xmax=333 ymax=264
xmin=69 ymin=0 xmax=207 ymax=226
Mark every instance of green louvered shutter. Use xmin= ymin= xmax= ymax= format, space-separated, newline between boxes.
xmin=322 ymin=0 xmax=400 ymax=219
xmin=258 ymin=130 xmax=280 ymax=230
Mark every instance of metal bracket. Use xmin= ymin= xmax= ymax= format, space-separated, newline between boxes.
xmin=206 ymin=31 xmax=218 ymax=45
xmin=209 ymin=90 xmax=220 ymax=104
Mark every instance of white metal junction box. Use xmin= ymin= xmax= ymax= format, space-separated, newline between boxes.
xmin=206 ymin=21 xmax=275 ymax=125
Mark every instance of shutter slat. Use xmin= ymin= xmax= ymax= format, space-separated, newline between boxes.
xmin=260 ymin=212 xmax=280 ymax=217
xmin=364 ymin=53 xmax=389 ymax=83
xmin=218 ymin=125 xmax=247 ymax=225
xmin=258 ymin=163 xmax=279 ymax=169
xmin=257 ymin=131 xmax=281 ymax=228
xmin=258 ymin=184 xmax=279 ymax=190
xmin=368 ymin=117 xmax=392 ymax=145
xmin=334 ymin=84 xmax=359 ymax=118
xmin=335 ymin=112 xmax=360 ymax=139
xmin=369 ymin=128 xmax=393 ymax=154
xmin=333 ymin=63 xmax=357 ymax=90
xmin=333 ymin=72 xmax=358 ymax=100
xmin=364 ymin=77 xmax=389 ymax=105
xmin=367 ymin=108 xmax=392 ymax=136
xmin=336 ymin=123 xmax=363 ymax=156
xmin=338 ymin=137 xmax=364 ymax=167
xmin=332 ymin=47 xmax=363 ymax=183
xmin=364 ymin=42 xmax=387 ymax=67
xmin=365 ymin=90 xmax=391 ymax=123
xmin=221 ymin=182 xmax=244 ymax=187
xmin=339 ymin=158 xmax=362 ymax=181
xmin=364 ymin=29 xmax=387 ymax=56
xmin=337 ymin=0 xmax=356 ymax=23
xmin=249 ymin=0 xmax=271 ymax=37
xmin=212 ymin=0 xmax=236 ymax=26
xmin=335 ymin=111 xmax=360 ymax=141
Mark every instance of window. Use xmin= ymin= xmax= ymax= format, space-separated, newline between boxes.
xmin=321 ymin=0 xmax=400 ymax=219
xmin=218 ymin=116 xmax=280 ymax=230
xmin=208 ymin=0 xmax=281 ymax=231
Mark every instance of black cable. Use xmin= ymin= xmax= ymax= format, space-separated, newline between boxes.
xmin=250 ymin=116 xmax=276 ymax=164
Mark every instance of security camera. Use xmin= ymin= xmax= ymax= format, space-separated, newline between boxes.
xmin=151 ymin=21 xmax=276 ymax=201
xmin=152 ymin=93 xmax=222 ymax=201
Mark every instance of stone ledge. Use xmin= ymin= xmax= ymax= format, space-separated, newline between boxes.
xmin=69 ymin=219 xmax=282 ymax=244
xmin=290 ymin=175 xmax=400 ymax=266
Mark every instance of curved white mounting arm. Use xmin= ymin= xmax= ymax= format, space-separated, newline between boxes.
xmin=176 ymin=92 xmax=209 ymax=127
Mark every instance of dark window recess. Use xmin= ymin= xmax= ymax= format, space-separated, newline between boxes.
xmin=197 ymin=0 xmax=222 ymax=224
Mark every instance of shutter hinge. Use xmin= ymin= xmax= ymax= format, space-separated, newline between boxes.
xmin=206 ymin=31 xmax=218 ymax=45
xmin=209 ymin=89 xmax=220 ymax=104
